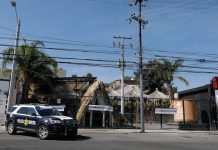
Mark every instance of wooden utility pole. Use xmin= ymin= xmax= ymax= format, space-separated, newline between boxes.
xmin=131 ymin=0 xmax=148 ymax=133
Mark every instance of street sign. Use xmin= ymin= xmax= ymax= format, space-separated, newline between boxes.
xmin=155 ymin=108 xmax=176 ymax=114
xmin=89 ymin=105 xmax=113 ymax=112
xmin=57 ymin=99 xmax=61 ymax=104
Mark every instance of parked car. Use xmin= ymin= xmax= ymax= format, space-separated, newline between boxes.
xmin=5 ymin=104 xmax=77 ymax=140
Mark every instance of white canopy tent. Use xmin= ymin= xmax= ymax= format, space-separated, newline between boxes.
xmin=108 ymin=86 xmax=169 ymax=100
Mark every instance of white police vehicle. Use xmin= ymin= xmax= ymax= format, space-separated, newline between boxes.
xmin=5 ymin=104 xmax=77 ymax=140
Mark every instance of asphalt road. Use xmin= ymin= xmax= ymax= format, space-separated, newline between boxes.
xmin=0 ymin=131 xmax=218 ymax=150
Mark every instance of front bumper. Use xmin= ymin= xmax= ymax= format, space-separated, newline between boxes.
xmin=48 ymin=123 xmax=77 ymax=136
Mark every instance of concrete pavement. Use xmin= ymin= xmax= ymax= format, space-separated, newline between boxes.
xmin=1 ymin=125 xmax=218 ymax=134
xmin=0 ymin=125 xmax=5 ymax=134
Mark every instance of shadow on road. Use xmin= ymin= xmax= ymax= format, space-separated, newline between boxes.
xmin=14 ymin=132 xmax=37 ymax=138
xmin=14 ymin=132 xmax=91 ymax=141
xmin=53 ymin=134 xmax=91 ymax=141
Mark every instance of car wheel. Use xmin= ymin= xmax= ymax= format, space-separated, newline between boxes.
xmin=7 ymin=122 xmax=16 ymax=135
xmin=37 ymin=125 xmax=49 ymax=140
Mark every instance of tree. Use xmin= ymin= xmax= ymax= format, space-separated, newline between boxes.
xmin=2 ymin=40 xmax=57 ymax=103
xmin=71 ymin=74 xmax=77 ymax=78
xmin=124 ymin=76 xmax=132 ymax=80
xmin=160 ymin=59 xmax=188 ymax=100
xmin=134 ymin=60 xmax=164 ymax=94
xmin=86 ymin=73 xmax=93 ymax=78
xmin=134 ymin=59 xmax=188 ymax=97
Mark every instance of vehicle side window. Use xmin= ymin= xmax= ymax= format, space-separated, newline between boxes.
xmin=17 ymin=107 xmax=29 ymax=115
xmin=27 ymin=108 xmax=36 ymax=115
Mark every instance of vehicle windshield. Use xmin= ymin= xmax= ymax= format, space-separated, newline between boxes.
xmin=36 ymin=107 xmax=62 ymax=116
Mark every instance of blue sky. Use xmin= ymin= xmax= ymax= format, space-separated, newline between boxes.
xmin=1 ymin=0 xmax=218 ymax=92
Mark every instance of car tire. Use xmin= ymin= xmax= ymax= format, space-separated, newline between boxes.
xmin=37 ymin=125 xmax=49 ymax=140
xmin=7 ymin=121 xmax=16 ymax=135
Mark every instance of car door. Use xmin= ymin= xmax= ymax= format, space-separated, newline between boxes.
xmin=25 ymin=107 xmax=38 ymax=131
xmin=16 ymin=107 xmax=29 ymax=130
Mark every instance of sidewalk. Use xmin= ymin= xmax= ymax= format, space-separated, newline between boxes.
xmin=0 ymin=125 xmax=5 ymax=134
xmin=78 ymin=128 xmax=218 ymax=134
xmin=1 ymin=125 xmax=218 ymax=134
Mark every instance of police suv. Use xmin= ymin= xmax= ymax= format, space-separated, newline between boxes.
xmin=5 ymin=104 xmax=78 ymax=140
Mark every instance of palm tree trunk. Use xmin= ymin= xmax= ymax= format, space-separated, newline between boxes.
xmin=166 ymin=83 xmax=174 ymax=100
xmin=21 ymin=73 xmax=30 ymax=104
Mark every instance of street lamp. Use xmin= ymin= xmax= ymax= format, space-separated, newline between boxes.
xmin=7 ymin=0 xmax=21 ymax=111
xmin=11 ymin=0 xmax=19 ymax=23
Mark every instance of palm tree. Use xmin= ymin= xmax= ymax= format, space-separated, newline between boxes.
xmin=160 ymin=59 xmax=188 ymax=100
xmin=2 ymin=40 xmax=57 ymax=103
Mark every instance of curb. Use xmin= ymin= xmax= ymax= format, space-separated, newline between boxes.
xmin=1 ymin=126 xmax=218 ymax=135
xmin=78 ymin=128 xmax=218 ymax=134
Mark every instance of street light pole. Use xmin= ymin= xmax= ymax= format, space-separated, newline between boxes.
xmin=7 ymin=0 xmax=20 ymax=111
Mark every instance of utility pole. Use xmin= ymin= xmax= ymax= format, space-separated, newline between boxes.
xmin=7 ymin=0 xmax=20 ymax=111
xmin=130 ymin=0 xmax=148 ymax=133
xmin=113 ymin=36 xmax=131 ymax=115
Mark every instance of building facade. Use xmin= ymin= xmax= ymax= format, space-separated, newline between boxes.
xmin=178 ymin=84 xmax=217 ymax=130
xmin=0 ymin=68 xmax=10 ymax=124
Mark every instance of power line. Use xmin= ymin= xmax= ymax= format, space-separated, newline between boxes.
xmin=181 ymin=65 xmax=218 ymax=71
xmin=0 ymin=27 xmax=121 ymax=50
xmin=152 ymin=55 xmax=218 ymax=64
xmin=0 ymin=52 xmax=137 ymax=64
xmin=0 ymin=56 xmax=120 ymax=69
xmin=142 ymin=47 xmax=218 ymax=57
xmin=2 ymin=35 xmax=218 ymax=59
xmin=83 ymin=0 xmax=130 ymax=5
xmin=0 ymin=36 xmax=121 ymax=50
xmin=0 ymin=43 xmax=120 ymax=55
xmin=145 ymin=3 xmax=218 ymax=47
xmin=2 ymin=55 xmax=218 ymax=76
xmin=176 ymin=70 xmax=218 ymax=74
xmin=4 ymin=51 xmax=218 ymax=72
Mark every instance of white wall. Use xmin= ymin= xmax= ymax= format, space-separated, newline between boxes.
xmin=0 ymin=80 xmax=9 ymax=124
xmin=0 ymin=80 xmax=9 ymax=93
xmin=0 ymin=93 xmax=7 ymax=114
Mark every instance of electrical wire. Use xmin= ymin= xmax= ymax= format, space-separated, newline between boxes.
xmin=0 ymin=52 xmax=137 ymax=64
xmin=0 ymin=43 xmax=120 ymax=55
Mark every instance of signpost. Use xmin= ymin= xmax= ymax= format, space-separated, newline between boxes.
xmin=155 ymin=108 xmax=177 ymax=114
xmin=155 ymin=108 xmax=176 ymax=129
xmin=88 ymin=105 xmax=113 ymax=112
xmin=88 ymin=105 xmax=113 ymax=128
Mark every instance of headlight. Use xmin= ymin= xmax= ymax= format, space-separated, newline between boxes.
xmin=49 ymin=119 xmax=61 ymax=124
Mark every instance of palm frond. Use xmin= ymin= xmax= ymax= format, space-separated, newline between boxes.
xmin=2 ymin=47 xmax=14 ymax=67
xmin=175 ymin=76 xmax=189 ymax=86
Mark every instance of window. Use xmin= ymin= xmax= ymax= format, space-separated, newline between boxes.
xmin=17 ymin=107 xmax=29 ymax=115
xmin=36 ymin=107 xmax=61 ymax=116
xmin=9 ymin=106 xmax=18 ymax=112
xmin=27 ymin=108 xmax=36 ymax=115
xmin=17 ymin=107 xmax=37 ymax=115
